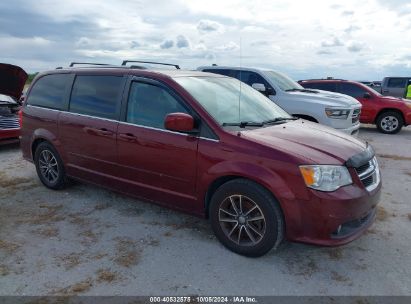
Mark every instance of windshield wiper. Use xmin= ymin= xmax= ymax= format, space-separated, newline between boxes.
xmin=262 ymin=117 xmax=298 ymax=125
xmin=222 ymin=121 xmax=264 ymax=128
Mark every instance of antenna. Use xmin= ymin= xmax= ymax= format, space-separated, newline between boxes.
xmin=238 ymin=37 xmax=242 ymax=122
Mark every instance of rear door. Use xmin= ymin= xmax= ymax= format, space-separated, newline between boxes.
xmin=58 ymin=74 xmax=126 ymax=182
xmin=383 ymin=78 xmax=407 ymax=97
xmin=116 ymin=77 xmax=199 ymax=207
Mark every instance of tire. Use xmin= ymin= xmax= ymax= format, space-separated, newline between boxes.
xmin=376 ymin=111 xmax=403 ymax=134
xmin=34 ymin=142 xmax=68 ymax=190
xmin=209 ymin=179 xmax=284 ymax=257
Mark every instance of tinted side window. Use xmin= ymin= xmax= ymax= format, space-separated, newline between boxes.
xmin=69 ymin=76 xmax=124 ymax=120
xmin=387 ymin=78 xmax=406 ymax=88
xmin=339 ymin=83 xmax=367 ymax=98
xmin=235 ymin=71 xmax=274 ymax=92
xmin=302 ymin=82 xmax=337 ymax=92
xmin=203 ymin=69 xmax=234 ymax=77
xmin=27 ymin=74 xmax=71 ymax=110
xmin=126 ymin=82 xmax=189 ymax=130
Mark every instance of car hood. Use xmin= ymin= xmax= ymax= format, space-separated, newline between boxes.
xmin=239 ymin=120 xmax=367 ymax=165
xmin=287 ymin=89 xmax=361 ymax=108
xmin=0 ymin=63 xmax=28 ymax=99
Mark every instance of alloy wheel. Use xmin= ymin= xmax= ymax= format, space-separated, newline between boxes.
xmin=380 ymin=116 xmax=398 ymax=132
xmin=38 ymin=150 xmax=59 ymax=184
xmin=218 ymin=195 xmax=266 ymax=246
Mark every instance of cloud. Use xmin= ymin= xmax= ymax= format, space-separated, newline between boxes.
xmin=321 ymin=37 xmax=344 ymax=47
xmin=176 ymin=35 xmax=190 ymax=48
xmin=197 ymin=19 xmax=222 ymax=34
xmin=317 ymin=50 xmax=334 ymax=55
xmin=215 ymin=41 xmax=239 ymax=52
xmin=347 ymin=41 xmax=366 ymax=52
xmin=130 ymin=41 xmax=140 ymax=49
xmin=344 ymin=25 xmax=361 ymax=34
xmin=160 ymin=40 xmax=174 ymax=49
xmin=341 ymin=10 xmax=354 ymax=16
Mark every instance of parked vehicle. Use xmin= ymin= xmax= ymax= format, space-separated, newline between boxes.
xmin=0 ymin=63 xmax=27 ymax=142
xmin=197 ymin=66 xmax=362 ymax=136
xmin=299 ymin=79 xmax=411 ymax=134
xmin=21 ymin=62 xmax=381 ymax=257
xmin=381 ymin=77 xmax=411 ymax=98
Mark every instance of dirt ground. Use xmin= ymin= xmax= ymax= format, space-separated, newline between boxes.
xmin=0 ymin=125 xmax=410 ymax=296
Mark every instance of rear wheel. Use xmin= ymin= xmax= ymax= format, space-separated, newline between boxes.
xmin=376 ymin=111 xmax=403 ymax=134
xmin=209 ymin=179 xmax=284 ymax=257
xmin=34 ymin=142 xmax=68 ymax=190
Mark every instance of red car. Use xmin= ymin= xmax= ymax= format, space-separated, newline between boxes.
xmin=20 ymin=63 xmax=381 ymax=256
xmin=0 ymin=63 xmax=28 ymax=142
xmin=299 ymin=79 xmax=411 ymax=134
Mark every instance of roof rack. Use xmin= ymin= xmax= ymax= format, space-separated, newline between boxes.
xmin=69 ymin=62 xmax=114 ymax=67
xmin=122 ymin=60 xmax=180 ymax=69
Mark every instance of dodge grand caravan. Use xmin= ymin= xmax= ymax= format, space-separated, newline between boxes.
xmin=197 ymin=66 xmax=362 ymax=136
xmin=21 ymin=63 xmax=381 ymax=257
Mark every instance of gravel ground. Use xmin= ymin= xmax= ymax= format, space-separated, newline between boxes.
xmin=0 ymin=125 xmax=410 ymax=296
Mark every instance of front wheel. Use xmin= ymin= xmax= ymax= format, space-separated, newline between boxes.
xmin=209 ymin=179 xmax=284 ymax=257
xmin=376 ymin=111 xmax=403 ymax=134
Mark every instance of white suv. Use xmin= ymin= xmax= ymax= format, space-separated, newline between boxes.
xmin=198 ymin=66 xmax=362 ymax=136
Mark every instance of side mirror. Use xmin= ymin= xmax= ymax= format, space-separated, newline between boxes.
xmin=363 ymin=92 xmax=371 ymax=99
xmin=164 ymin=112 xmax=195 ymax=133
xmin=252 ymin=83 xmax=266 ymax=92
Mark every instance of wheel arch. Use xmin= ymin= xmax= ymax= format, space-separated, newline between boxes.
xmin=375 ymin=108 xmax=405 ymax=124
xmin=202 ymin=164 xmax=295 ymax=220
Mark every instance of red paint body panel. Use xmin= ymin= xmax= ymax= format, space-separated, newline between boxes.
xmin=20 ymin=68 xmax=382 ymax=246
xmin=301 ymin=80 xmax=411 ymax=126
xmin=0 ymin=128 xmax=20 ymax=141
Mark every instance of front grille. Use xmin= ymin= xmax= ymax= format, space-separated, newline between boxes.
xmin=352 ymin=108 xmax=361 ymax=124
xmin=355 ymin=157 xmax=380 ymax=191
xmin=0 ymin=117 xmax=19 ymax=130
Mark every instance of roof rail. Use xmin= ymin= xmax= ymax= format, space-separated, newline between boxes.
xmin=122 ymin=60 xmax=180 ymax=69
xmin=69 ymin=62 xmax=113 ymax=67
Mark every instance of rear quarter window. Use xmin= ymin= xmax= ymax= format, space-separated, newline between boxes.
xmin=69 ymin=75 xmax=125 ymax=120
xmin=26 ymin=74 xmax=72 ymax=110
xmin=387 ymin=78 xmax=407 ymax=88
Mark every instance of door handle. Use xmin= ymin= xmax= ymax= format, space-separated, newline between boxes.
xmin=84 ymin=127 xmax=113 ymax=136
xmin=97 ymin=128 xmax=113 ymax=136
xmin=382 ymin=90 xmax=389 ymax=93
xmin=119 ymin=133 xmax=137 ymax=141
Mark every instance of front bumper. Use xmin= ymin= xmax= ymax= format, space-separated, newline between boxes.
xmin=284 ymin=176 xmax=381 ymax=246
xmin=0 ymin=128 xmax=20 ymax=141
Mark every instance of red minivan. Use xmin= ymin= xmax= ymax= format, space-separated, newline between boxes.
xmin=299 ymin=79 xmax=411 ymax=134
xmin=21 ymin=63 xmax=381 ymax=256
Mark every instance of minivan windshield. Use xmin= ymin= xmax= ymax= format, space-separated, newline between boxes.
xmin=175 ymin=76 xmax=291 ymax=126
xmin=263 ymin=70 xmax=304 ymax=92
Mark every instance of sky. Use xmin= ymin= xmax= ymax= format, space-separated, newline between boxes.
xmin=1 ymin=0 xmax=411 ymax=80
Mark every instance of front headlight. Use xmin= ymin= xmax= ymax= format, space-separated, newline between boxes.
xmin=299 ymin=165 xmax=352 ymax=192
xmin=325 ymin=108 xmax=350 ymax=119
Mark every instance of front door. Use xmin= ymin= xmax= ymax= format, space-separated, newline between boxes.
xmin=116 ymin=78 xmax=199 ymax=208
